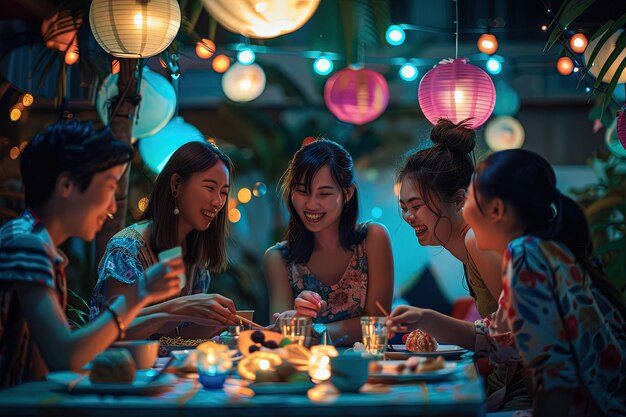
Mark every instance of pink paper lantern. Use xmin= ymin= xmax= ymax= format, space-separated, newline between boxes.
xmin=418 ymin=58 xmax=496 ymax=129
xmin=324 ymin=66 xmax=389 ymax=125
xmin=618 ymin=110 xmax=626 ymax=149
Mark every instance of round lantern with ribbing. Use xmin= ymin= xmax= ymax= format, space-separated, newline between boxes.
xmin=418 ymin=58 xmax=495 ymax=129
xmin=89 ymin=0 xmax=181 ymax=58
xmin=222 ymin=63 xmax=266 ymax=102
xmin=584 ymin=29 xmax=626 ymax=84
xmin=618 ymin=110 xmax=626 ymax=149
xmin=201 ymin=0 xmax=320 ymax=39
xmin=138 ymin=117 xmax=205 ymax=173
xmin=97 ymin=69 xmax=176 ymax=141
xmin=324 ymin=66 xmax=389 ymax=125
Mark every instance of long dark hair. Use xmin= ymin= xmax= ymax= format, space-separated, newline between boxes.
xmin=473 ymin=149 xmax=626 ymax=321
xmin=141 ymin=141 xmax=233 ymax=272
xmin=280 ymin=139 xmax=361 ymax=263
xmin=397 ymin=118 xmax=476 ymax=245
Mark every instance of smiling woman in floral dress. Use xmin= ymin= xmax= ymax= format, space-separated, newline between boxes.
xmin=264 ymin=139 xmax=394 ymax=346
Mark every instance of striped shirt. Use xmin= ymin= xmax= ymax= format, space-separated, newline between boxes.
xmin=0 ymin=209 xmax=68 ymax=388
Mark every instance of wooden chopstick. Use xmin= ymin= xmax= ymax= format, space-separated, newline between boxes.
xmin=234 ymin=314 xmax=264 ymax=329
xmin=375 ymin=301 xmax=390 ymax=319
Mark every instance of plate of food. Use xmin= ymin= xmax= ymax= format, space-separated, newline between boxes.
xmin=386 ymin=330 xmax=468 ymax=360
xmin=47 ymin=369 xmax=177 ymax=395
xmin=368 ymin=357 xmax=457 ymax=382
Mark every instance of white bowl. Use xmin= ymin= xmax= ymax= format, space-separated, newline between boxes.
xmin=111 ymin=340 xmax=159 ymax=370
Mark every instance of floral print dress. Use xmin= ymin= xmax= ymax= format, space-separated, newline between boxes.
xmin=276 ymin=223 xmax=369 ymax=324
xmin=475 ymin=236 xmax=626 ymax=416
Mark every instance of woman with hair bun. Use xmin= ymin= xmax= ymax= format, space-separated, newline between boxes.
xmin=395 ymin=119 xmax=530 ymax=410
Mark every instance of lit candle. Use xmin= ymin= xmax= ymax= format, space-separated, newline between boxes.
xmin=308 ymin=345 xmax=338 ymax=383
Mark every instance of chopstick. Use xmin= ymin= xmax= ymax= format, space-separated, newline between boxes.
xmin=375 ymin=301 xmax=390 ymax=319
xmin=234 ymin=314 xmax=264 ymax=329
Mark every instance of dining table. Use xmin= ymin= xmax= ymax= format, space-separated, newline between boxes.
xmin=0 ymin=353 xmax=485 ymax=417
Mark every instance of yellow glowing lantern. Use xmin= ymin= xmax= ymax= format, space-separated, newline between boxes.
xmin=196 ymin=38 xmax=216 ymax=59
xmin=228 ymin=208 xmax=241 ymax=223
xmin=212 ymin=54 xmax=230 ymax=73
xmin=557 ymin=56 xmax=574 ymax=75
xmin=237 ymin=188 xmax=252 ymax=204
xmin=201 ymin=0 xmax=320 ymax=39
xmin=89 ymin=0 xmax=181 ymax=58
xmin=222 ymin=63 xmax=266 ymax=102
xmin=477 ymin=33 xmax=498 ymax=55
xmin=570 ymin=33 xmax=588 ymax=54
xmin=584 ymin=29 xmax=626 ymax=84
xmin=20 ymin=94 xmax=34 ymax=107
xmin=308 ymin=345 xmax=338 ymax=382
xmin=237 ymin=351 xmax=282 ymax=381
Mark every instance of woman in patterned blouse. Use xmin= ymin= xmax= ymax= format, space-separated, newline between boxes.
xmin=264 ymin=139 xmax=394 ymax=346
xmin=388 ymin=149 xmax=626 ymax=417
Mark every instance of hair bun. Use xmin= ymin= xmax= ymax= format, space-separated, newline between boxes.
xmin=430 ymin=118 xmax=476 ymax=154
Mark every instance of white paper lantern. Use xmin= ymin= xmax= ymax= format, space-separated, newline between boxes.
xmin=89 ymin=0 xmax=181 ymax=58
xmin=202 ymin=0 xmax=320 ymax=39
xmin=97 ymin=69 xmax=176 ymax=141
xmin=584 ymin=28 xmax=626 ymax=84
xmin=138 ymin=117 xmax=205 ymax=173
xmin=485 ymin=116 xmax=525 ymax=151
xmin=221 ymin=63 xmax=266 ymax=102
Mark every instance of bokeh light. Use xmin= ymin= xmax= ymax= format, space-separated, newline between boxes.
xmin=238 ymin=188 xmax=252 ymax=204
xmin=137 ymin=197 xmax=149 ymax=212
xmin=228 ymin=208 xmax=241 ymax=223
xmin=212 ymin=54 xmax=231 ymax=73
xmin=252 ymin=182 xmax=267 ymax=197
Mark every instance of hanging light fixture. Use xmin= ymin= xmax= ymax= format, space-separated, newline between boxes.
xmin=556 ymin=56 xmax=574 ymax=75
xmin=89 ymin=0 xmax=181 ymax=58
xmin=196 ymin=38 xmax=216 ymax=59
xmin=485 ymin=116 xmax=525 ymax=151
xmin=201 ymin=0 xmax=320 ymax=39
xmin=324 ymin=66 xmax=389 ymax=125
xmin=418 ymin=59 xmax=496 ymax=129
xmin=97 ymin=69 xmax=176 ymax=140
xmin=477 ymin=33 xmax=498 ymax=55
xmin=221 ymin=63 xmax=266 ymax=102
xmin=584 ymin=29 xmax=626 ymax=84
xmin=569 ymin=33 xmax=588 ymax=54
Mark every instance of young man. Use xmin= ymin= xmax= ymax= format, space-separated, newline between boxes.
xmin=0 ymin=120 xmax=182 ymax=388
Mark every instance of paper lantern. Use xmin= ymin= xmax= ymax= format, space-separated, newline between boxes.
xmin=222 ymin=63 xmax=266 ymax=102
xmin=584 ymin=29 xmax=626 ymax=84
xmin=618 ymin=111 xmax=626 ymax=149
xmin=138 ymin=117 xmax=204 ymax=173
xmin=418 ymin=58 xmax=496 ymax=129
xmin=493 ymin=80 xmax=521 ymax=116
xmin=485 ymin=116 xmax=525 ymax=151
xmin=41 ymin=10 xmax=82 ymax=52
xmin=557 ymin=57 xmax=574 ymax=76
xmin=324 ymin=66 xmax=389 ymax=125
xmin=196 ymin=38 xmax=215 ymax=59
xmin=89 ymin=0 xmax=181 ymax=58
xmin=569 ymin=33 xmax=588 ymax=54
xmin=97 ymin=69 xmax=176 ymax=140
xmin=605 ymin=117 xmax=626 ymax=158
xmin=477 ymin=34 xmax=498 ymax=55
xmin=201 ymin=0 xmax=320 ymax=39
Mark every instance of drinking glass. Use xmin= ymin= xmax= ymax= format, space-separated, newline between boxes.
xmin=279 ymin=316 xmax=311 ymax=346
xmin=360 ymin=316 xmax=388 ymax=358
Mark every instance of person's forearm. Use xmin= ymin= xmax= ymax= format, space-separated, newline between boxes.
xmin=138 ymin=298 xmax=176 ymax=316
xmin=419 ymin=309 xmax=476 ymax=349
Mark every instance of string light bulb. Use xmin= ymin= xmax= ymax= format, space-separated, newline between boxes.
xmin=196 ymin=38 xmax=216 ymax=59
xmin=557 ymin=56 xmax=574 ymax=75
xmin=569 ymin=33 xmax=588 ymax=54
xmin=212 ymin=54 xmax=230 ymax=73
xmin=477 ymin=33 xmax=498 ymax=55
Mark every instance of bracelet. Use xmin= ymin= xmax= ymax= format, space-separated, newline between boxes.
xmin=103 ymin=303 xmax=126 ymax=340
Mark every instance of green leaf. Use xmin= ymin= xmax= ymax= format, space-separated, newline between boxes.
xmin=601 ymin=55 xmax=626 ymax=113
xmin=593 ymin=26 xmax=626 ymax=88
xmin=587 ymin=15 xmax=626 ymax=80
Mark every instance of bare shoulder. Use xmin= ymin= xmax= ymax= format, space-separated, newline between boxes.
xmin=364 ymin=221 xmax=391 ymax=243
xmin=263 ymin=243 xmax=287 ymax=266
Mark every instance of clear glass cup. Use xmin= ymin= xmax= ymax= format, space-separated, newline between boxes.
xmin=360 ymin=316 xmax=388 ymax=358
xmin=279 ymin=316 xmax=311 ymax=346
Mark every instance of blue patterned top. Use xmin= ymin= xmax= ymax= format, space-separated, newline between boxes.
xmin=89 ymin=224 xmax=210 ymax=322
xmin=475 ymin=236 xmax=626 ymax=416
xmin=276 ymin=223 xmax=369 ymax=324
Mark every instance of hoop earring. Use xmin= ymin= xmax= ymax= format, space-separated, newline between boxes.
xmin=172 ymin=191 xmax=180 ymax=216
